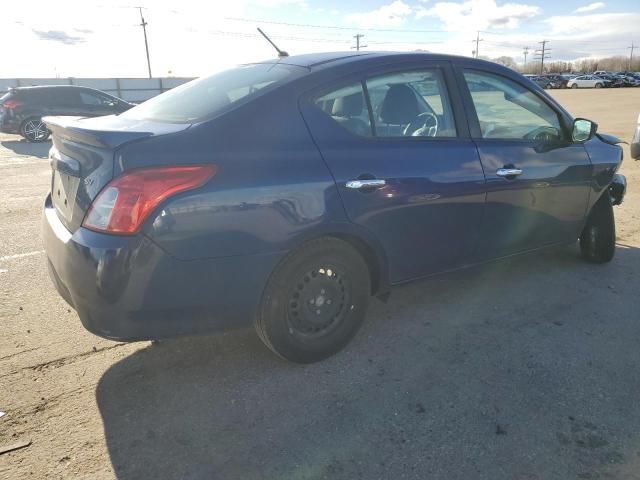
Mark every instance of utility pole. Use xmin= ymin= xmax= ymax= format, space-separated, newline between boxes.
xmin=523 ymin=46 xmax=529 ymax=68
xmin=351 ymin=34 xmax=367 ymax=51
xmin=472 ymin=31 xmax=484 ymax=58
xmin=534 ymin=40 xmax=551 ymax=74
xmin=629 ymin=42 xmax=636 ymax=71
xmin=138 ymin=7 xmax=152 ymax=78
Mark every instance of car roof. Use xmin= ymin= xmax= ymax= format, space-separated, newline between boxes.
xmin=256 ymin=51 xmax=479 ymax=71
xmin=12 ymin=85 xmax=90 ymax=91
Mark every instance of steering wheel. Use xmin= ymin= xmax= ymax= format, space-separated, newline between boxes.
xmin=524 ymin=126 xmax=560 ymax=142
xmin=403 ymin=112 xmax=439 ymax=137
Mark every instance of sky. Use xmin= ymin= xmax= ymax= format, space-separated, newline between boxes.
xmin=2 ymin=0 xmax=638 ymax=78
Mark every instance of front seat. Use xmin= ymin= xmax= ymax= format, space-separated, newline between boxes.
xmin=379 ymin=84 xmax=420 ymax=135
xmin=331 ymin=93 xmax=370 ymax=136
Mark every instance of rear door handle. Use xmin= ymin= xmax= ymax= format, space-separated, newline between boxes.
xmin=496 ymin=168 xmax=523 ymax=178
xmin=345 ymin=179 xmax=386 ymax=189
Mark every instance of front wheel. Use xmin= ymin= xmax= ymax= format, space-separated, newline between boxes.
xmin=20 ymin=117 xmax=50 ymax=142
xmin=571 ymin=83 xmax=578 ymax=89
xmin=595 ymin=83 xmax=603 ymax=88
xmin=580 ymin=194 xmax=615 ymax=263
xmin=255 ymin=237 xmax=370 ymax=363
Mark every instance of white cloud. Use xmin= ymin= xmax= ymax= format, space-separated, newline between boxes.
xmin=345 ymin=1 xmax=413 ymax=28
xmin=573 ymin=2 xmax=605 ymax=13
xmin=417 ymin=0 xmax=540 ymax=30
xmin=545 ymin=12 xmax=636 ymax=36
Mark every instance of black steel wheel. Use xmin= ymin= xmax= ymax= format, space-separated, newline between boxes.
xmin=256 ymin=237 xmax=370 ymax=363
xmin=21 ymin=117 xmax=50 ymax=142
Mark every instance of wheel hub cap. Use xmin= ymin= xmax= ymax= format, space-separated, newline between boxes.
xmin=287 ymin=267 xmax=349 ymax=337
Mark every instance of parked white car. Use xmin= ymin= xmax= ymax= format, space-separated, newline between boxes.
xmin=567 ymin=75 xmax=606 ymax=89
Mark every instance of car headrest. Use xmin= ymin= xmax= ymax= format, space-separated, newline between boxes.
xmin=332 ymin=93 xmax=363 ymax=117
xmin=380 ymin=84 xmax=420 ymax=125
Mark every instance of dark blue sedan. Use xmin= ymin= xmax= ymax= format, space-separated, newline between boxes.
xmin=43 ymin=52 xmax=627 ymax=363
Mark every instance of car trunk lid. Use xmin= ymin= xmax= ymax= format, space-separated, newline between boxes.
xmin=44 ymin=115 xmax=190 ymax=232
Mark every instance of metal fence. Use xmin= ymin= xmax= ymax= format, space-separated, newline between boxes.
xmin=0 ymin=77 xmax=195 ymax=103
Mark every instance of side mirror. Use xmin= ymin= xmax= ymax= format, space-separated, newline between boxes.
xmin=572 ymin=118 xmax=597 ymax=142
xmin=631 ymin=113 xmax=640 ymax=160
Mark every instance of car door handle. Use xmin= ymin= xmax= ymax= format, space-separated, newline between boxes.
xmin=496 ymin=168 xmax=523 ymax=178
xmin=345 ymin=179 xmax=386 ymax=189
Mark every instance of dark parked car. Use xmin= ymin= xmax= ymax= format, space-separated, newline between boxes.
xmin=541 ymin=74 xmax=567 ymax=88
xmin=523 ymin=75 xmax=556 ymax=89
xmin=43 ymin=52 xmax=627 ymax=363
xmin=0 ymin=85 xmax=132 ymax=142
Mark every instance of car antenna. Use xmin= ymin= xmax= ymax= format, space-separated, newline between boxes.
xmin=257 ymin=27 xmax=289 ymax=58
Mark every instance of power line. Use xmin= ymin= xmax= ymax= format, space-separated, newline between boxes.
xmin=523 ymin=46 xmax=529 ymax=66
xmin=629 ymin=42 xmax=636 ymax=70
xmin=224 ymin=16 xmax=449 ymax=33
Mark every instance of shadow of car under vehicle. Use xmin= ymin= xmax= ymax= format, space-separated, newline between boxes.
xmin=97 ymin=244 xmax=640 ymax=480
xmin=1 ymin=138 xmax=51 ymax=159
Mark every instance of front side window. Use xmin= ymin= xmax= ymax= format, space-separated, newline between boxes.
xmin=464 ymin=70 xmax=564 ymax=141
xmin=80 ymin=92 xmax=102 ymax=106
xmin=366 ymin=69 xmax=457 ymax=138
xmin=314 ymin=83 xmax=372 ymax=137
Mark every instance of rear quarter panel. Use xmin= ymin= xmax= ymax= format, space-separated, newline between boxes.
xmin=120 ymin=88 xmax=350 ymax=260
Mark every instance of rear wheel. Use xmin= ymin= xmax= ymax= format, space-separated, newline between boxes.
xmin=20 ymin=117 xmax=50 ymax=142
xmin=580 ymin=194 xmax=615 ymax=263
xmin=255 ymin=237 xmax=370 ymax=363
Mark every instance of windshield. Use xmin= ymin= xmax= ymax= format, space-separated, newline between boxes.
xmin=120 ymin=63 xmax=303 ymax=123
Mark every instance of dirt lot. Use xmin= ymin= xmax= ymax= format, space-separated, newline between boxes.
xmin=1 ymin=88 xmax=640 ymax=480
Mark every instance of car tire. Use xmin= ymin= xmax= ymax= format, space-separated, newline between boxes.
xmin=571 ymin=83 xmax=578 ymax=89
xmin=20 ymin=117 xmax=50 ymax=142
xmin=580 ymin=194 xmax=615 ymax=263
xmin=255 ymin=237 xmax=371 ymax=363
xmin=595 ymin=83 xmax=603 ymax=88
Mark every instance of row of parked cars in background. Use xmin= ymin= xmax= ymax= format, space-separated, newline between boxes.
xmin=524 ymin=71 xmax=640 ymax=89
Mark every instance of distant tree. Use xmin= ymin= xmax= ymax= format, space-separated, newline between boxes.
xmin=493 ymin=56 xmax=518 ymax=69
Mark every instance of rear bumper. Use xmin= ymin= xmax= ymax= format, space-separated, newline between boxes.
xmin=0 ymin=117 xmax=20 ymax=134
xmin=42 ymin=195 xmax=282 ymax=341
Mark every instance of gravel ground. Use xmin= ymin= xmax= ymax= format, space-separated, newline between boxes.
xmin=1 ymin=88 xmax=640 ymax=480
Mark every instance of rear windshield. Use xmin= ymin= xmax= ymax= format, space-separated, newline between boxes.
xmin=120 ymin=63 xmax=303 ymax=123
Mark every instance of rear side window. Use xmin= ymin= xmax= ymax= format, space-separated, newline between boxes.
xmin=313 ymin=68 xmax=457 ymax=138
xmin=56 ymin=89 xmax=81 ymax=107
xmin=314 ymin=83 xmax=372 ymax=137
xmin=366 ymin=69 xmax=456 ymax=137
xmin=120 ymin=63 xmax=302 ymax=123
xmin=80 ymin=91 xmax=102 ymax=106
xmin=22 ymin=89 xmax=53 ymax=106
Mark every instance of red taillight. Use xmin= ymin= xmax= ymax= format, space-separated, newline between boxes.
xmin=2 ymin=100 xmax=22 ymax=109
xmin=82 ymin=165 xmax=217 ymax=234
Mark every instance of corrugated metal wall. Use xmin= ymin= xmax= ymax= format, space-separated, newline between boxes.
xmin=0 ymin=77 xmax=195 ymax=103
